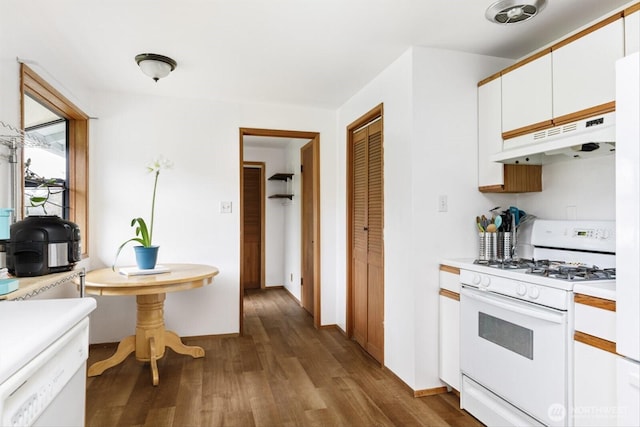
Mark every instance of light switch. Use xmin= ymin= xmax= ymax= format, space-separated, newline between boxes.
xmin=220 ymin=201 xmax=232 ymax=213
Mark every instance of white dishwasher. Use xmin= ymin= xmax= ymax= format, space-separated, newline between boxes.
xmin=0 ymin=298 xmax=96 ymax=427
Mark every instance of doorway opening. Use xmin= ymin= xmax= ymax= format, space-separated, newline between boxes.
xmin=239 ymin=128 xmax=321 ymax=335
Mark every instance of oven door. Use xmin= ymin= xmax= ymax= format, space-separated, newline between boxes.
xmin=460 ymin=285 xmax=569 ymax=427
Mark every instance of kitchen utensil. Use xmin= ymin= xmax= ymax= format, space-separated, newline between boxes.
xmin=509 ymin=207 xmax=520 ymax=226
xmin=494 ymin=215 xmax=502 ymax=230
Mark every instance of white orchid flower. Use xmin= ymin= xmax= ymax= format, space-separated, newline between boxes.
xmin=147 ymin=156 xmax=173 ymax=174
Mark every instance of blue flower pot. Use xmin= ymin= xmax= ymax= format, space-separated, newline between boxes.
xmin=134 ymin=245 xmax=159 ymax=269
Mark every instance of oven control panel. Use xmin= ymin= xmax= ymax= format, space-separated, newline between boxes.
xmin=572 ymin=227 xmax=612 ymax=240
xmin=531 ymin=220 xmax=615 ymax=253
xmin=460 ymin=269 xmax=570 ymax=311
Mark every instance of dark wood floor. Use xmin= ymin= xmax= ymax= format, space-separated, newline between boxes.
xmin=86 ymin=288 xmax=481 ymax=427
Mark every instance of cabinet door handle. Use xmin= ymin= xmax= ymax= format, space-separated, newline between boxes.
xmin=363 ymin=227 xmax=368 ymax=231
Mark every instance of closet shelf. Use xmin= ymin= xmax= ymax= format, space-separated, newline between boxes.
xmin=268 ymin=194 xmax=293 ymax=200
xmin=268 ymin=172 xmax=294 ymax=200
xmin=268 ymin=173 xmax=293 ymax=181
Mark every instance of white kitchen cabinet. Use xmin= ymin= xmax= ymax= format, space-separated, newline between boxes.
xmin=439 ymin=265 xmax=460 ymax=392
xmin=552 ymin=17 xmax=624 ymax=120
xmin=625 ymin=8 xmax=640 ymax=55
xmin=477 ymin=75 xmax=542 ymax=193
xmin=478 ymin=76 xmax=503 ymax=188
xmin=501 ymin=51 xmax=552 ymax=136
xmin=573 ymin=294 xmax=618 ymax=427
xmin=573 ymin=341 xmax=617 ymax=427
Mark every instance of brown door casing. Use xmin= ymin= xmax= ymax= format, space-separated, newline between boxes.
xmin=301 ymin=140 xmax=315 ymax=315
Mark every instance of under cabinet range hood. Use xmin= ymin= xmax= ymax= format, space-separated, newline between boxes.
xmin=491 ymin=112 xmax=615 ymax=164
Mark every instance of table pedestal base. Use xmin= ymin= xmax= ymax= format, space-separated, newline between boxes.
xmin=87 ymin=293 xmax=204 ymax=385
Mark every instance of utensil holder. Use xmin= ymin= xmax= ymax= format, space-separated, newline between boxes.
xmin=496 ymin=231 xmax=512 ymax=261
xmin=503 ymin=232 xmax=512 ymax=261
xmin=478 ymin=232 xmax=497 ymax=261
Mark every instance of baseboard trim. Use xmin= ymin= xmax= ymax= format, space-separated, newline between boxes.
xmin=414 ymin=386 xmax=450 ymax=397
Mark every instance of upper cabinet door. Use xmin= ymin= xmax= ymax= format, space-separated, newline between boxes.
xmin=501 ymin=52 xmax=553 ymax=137
xmin=478 ymin=77 xmax=504 ymax=188
xmin=625 ymin=8 xmax=640 ymax=55
xmin=552 ymin=18 xmax=625 ymax=119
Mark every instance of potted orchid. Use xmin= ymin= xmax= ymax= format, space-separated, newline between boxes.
xmin=113 ymin=156 xmax=173 ymax=270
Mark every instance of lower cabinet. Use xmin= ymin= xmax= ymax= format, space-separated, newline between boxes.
xmin=573 ymin=294 xmax=617 ymax=427
xmin=573 ymin=341 xmax=617 ymax=426
xmin=439 ymin=265 xmax=460 ymax=392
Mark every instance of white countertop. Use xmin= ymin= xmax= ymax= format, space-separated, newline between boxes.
xmin=0 ymin=298 xmax=96 ymax=384
xmin=574 ymin=282 xmax=616 ymax=301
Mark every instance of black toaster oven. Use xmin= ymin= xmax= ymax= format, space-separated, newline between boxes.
xmin=6 ymin=216 xmax=81 ymax=277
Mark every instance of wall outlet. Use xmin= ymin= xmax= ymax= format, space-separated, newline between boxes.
xmin=438 ymin=195 xmax=448 ymax=212
xmin=220 ymin=201 xmax=232 ymax=213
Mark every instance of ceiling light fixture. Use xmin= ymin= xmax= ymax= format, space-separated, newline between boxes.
xmin=135 ymin=53 xmax=177 ymax=82
xmin=485 ymin=0 xmax=546 ymax=24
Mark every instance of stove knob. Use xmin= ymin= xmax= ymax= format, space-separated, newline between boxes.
xmin=528 ymin=286 xmax=540 ymax=299
xmin=516 ymin=284 xmax=527 ymax=296
xmin=472 ymin=274 xmax=481 ymax=285
xmin=480 ymin=275 xmax=491 ymax=288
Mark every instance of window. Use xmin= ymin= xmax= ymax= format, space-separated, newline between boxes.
xmin=24 ymin=96 xmax=68 ymax=217
xmin=21 ymin=64 xmax=89 ymax=257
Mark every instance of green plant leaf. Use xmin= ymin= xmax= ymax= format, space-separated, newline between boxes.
xmin=130 ymin=217 xmax=151 ymax=247
xmin=112 ymin=236 xmax=146 ymax=270
xmin=112 ymin=218 xmax=153 ymax=270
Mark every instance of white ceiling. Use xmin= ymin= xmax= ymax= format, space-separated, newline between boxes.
xmin=2 ymin=0 xmax=632 ymax=109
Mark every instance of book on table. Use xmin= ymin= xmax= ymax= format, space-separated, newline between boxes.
xmin=119 ymin=265 xmax=171 ymax=276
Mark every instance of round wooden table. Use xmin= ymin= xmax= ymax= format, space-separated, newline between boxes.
xmin=83 ymin=263 xmax=219 ymax=385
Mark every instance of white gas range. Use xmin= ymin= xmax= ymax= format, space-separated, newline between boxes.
xmin=458 ymin=219 xmax=615 ymax=427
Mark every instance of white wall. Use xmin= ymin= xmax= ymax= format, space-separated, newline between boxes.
xmin=336 ymin=47 xmax=514 ymax=391
xmin=409 ymin=47 xmax=514 ymax=390
xmin=282 ymin=139 xmax=307 ymax=300
xmin=516 ymin=155 xmax=615 ymax=220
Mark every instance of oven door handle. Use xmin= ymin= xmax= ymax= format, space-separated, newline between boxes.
xmin=462 ymin=288 xmax=565 ymax=324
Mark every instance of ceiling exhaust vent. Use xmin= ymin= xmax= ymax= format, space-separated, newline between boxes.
xmin=486 ymin=0 xmax=547 ymax=24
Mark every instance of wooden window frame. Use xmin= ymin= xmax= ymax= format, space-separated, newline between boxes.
xmin=20 ymin=64 xmax=90 ymax=258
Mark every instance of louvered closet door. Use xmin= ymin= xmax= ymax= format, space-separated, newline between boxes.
xmin=243 ymin=166 xmax=261 ymax=289
xmin=352 ymin=119 xmax=384 ymax=363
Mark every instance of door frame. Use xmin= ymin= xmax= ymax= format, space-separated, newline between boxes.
xmin=300 ymin=139 xmax=317 ymax=317
xmin=242 ymin=161 xmax=266 ymax=290
xmin=239 ymin=128 xmax=321 ymax=334
xmin=346 ymin=103 xmax=383 ymax=340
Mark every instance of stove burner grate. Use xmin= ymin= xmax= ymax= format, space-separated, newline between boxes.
xmin=526 ymin=262 xmax=616 ymax=281
xmin=474 ymin=258 xmax=616 ymax=281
